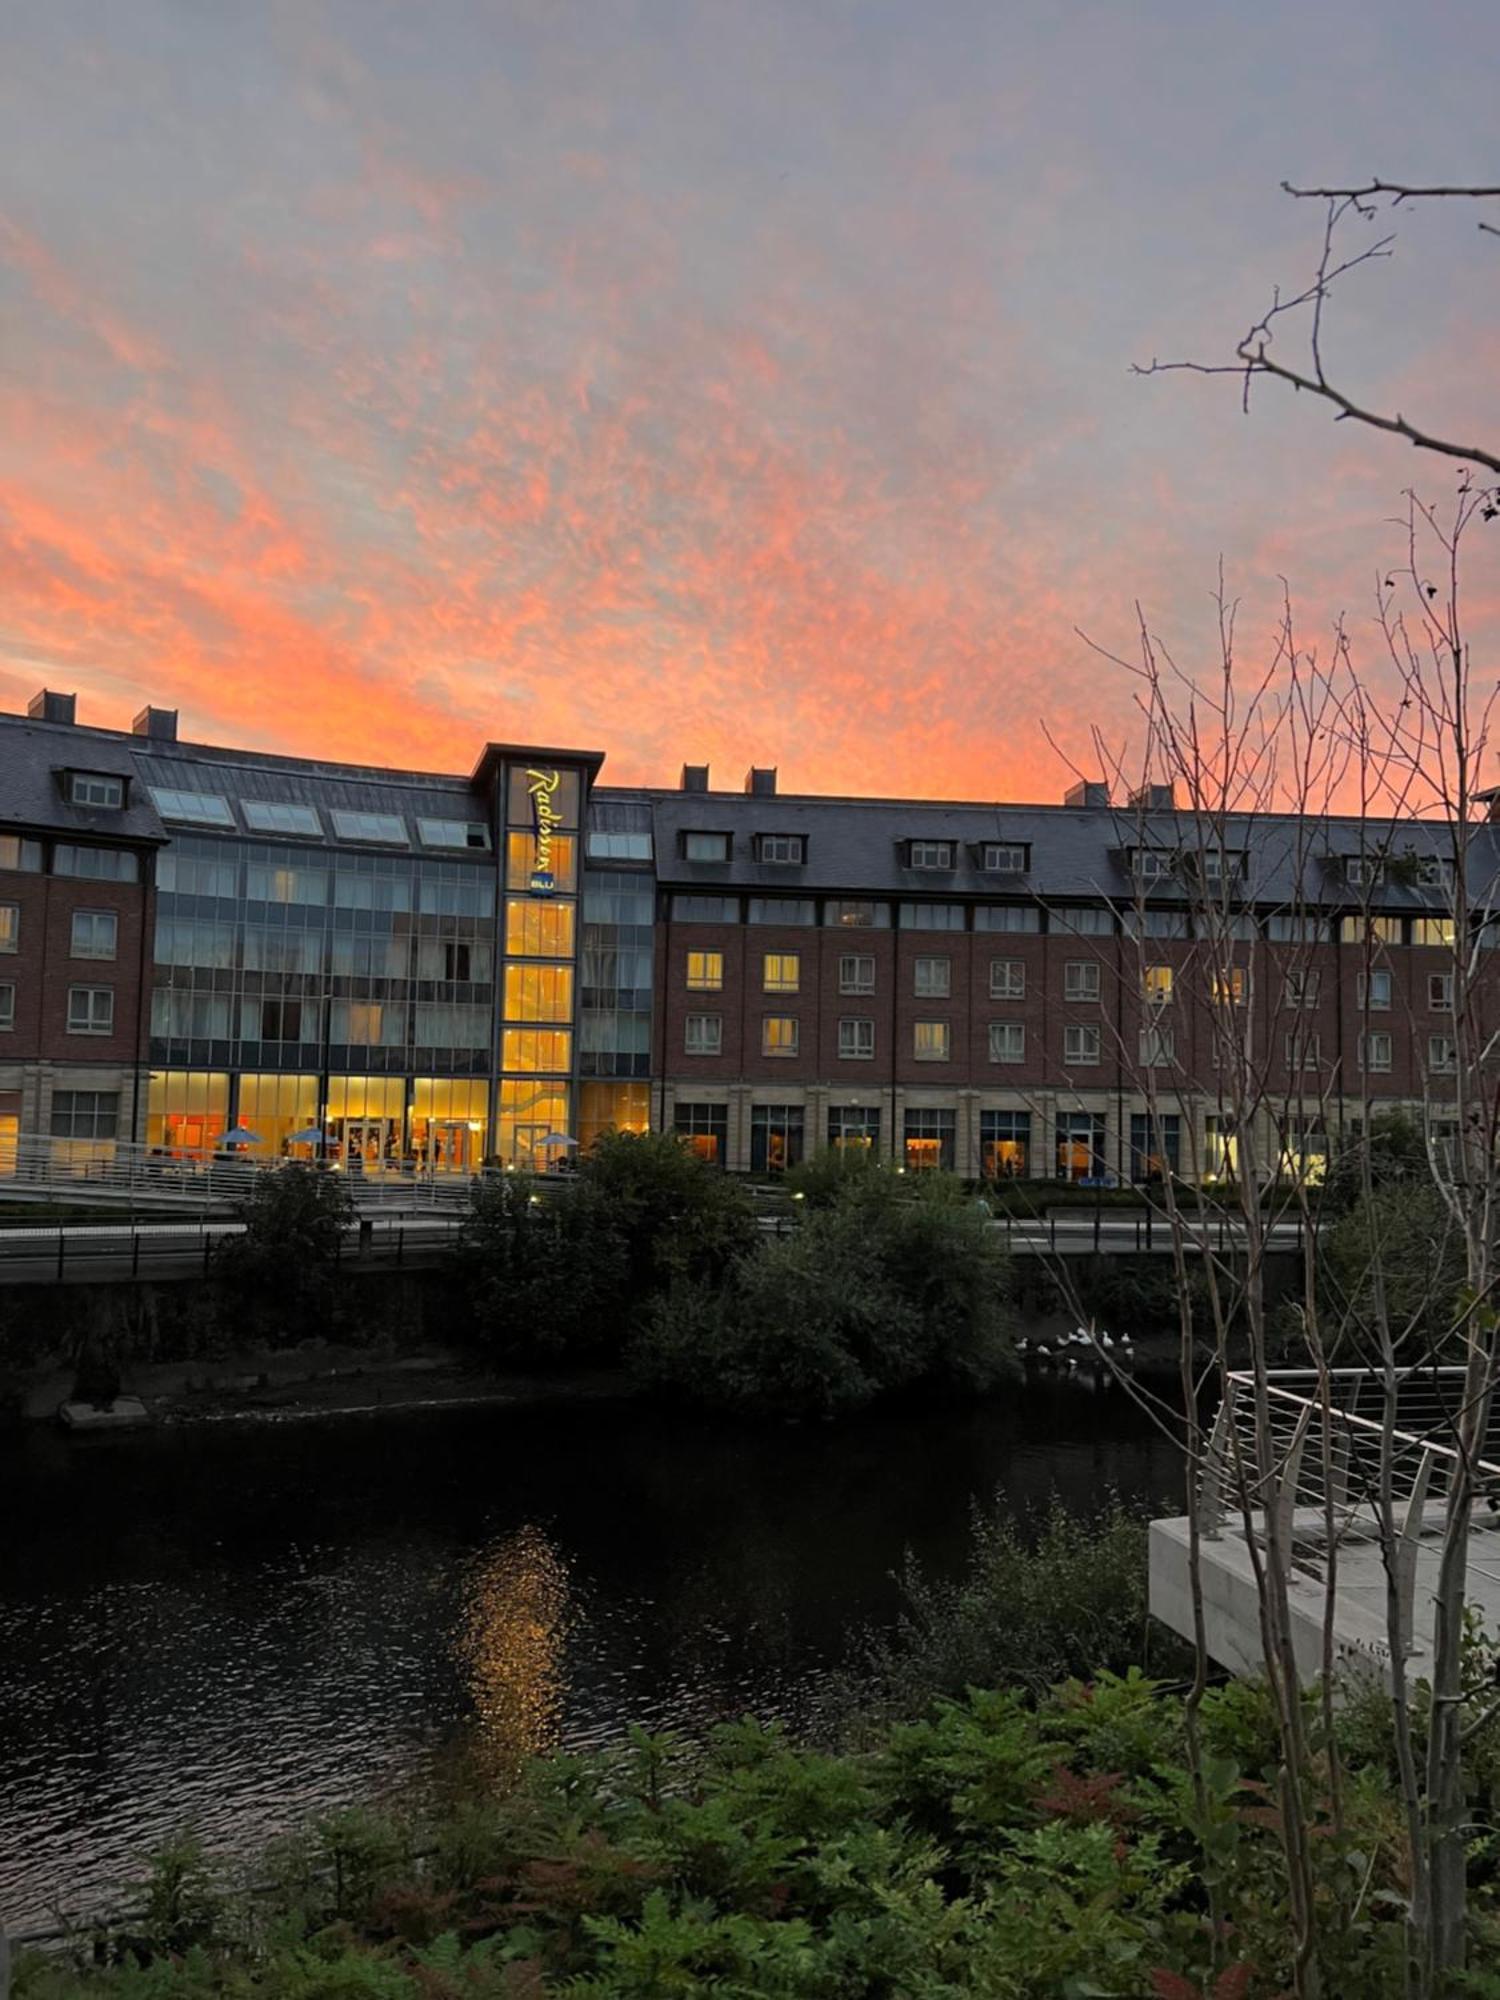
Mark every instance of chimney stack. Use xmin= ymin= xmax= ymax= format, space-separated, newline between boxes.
xmin=132 ymin=705 xmax=179 ymax=743
xmin=744 ymin=766 xmax=777 ymax=797
xmin=28 ymin=689 xmax=76 ymax=726
xmin=1064 ymin=779 xmax=1110 ymax=809
xmin=681 ymin=764 xmax=709 ymax=793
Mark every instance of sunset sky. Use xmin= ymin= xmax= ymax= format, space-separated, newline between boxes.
xmin=2 ymin=1 xmax=1496 ymax=799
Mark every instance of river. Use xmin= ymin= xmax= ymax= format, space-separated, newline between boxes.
xmin=0 ymin=1381 xmax=1182 ymax=1934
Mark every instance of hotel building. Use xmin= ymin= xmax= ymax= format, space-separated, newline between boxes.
xmin=0 ymin=689 xmax=1490 ymax=1182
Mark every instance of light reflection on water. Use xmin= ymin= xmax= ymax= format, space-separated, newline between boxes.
xmin=0 ymin=1385 xmax=1181 ymax=1932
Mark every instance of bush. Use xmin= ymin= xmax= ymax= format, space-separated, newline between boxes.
xmin=212 ymin=1165 xmax=355 ymax=1345
xmin=576 ymin=1130 xmax=758 ymax=1311
xmin=456 ymin=1173 xmax=628 ymax=1364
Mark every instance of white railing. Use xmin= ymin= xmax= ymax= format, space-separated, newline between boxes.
xmin=1198 ymin=1367 xmax=1500 ymax=1653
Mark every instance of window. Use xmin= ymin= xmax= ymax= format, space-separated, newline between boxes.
xmin=904 ymin=1107 xmax=956 ymax=1172
xmin=416 ymin=817 xmax=490 ymax=849
xmin=157 ymin=852 xmax=238 ymax=897
xmin=1285 ymin=970 xmax=1320 ymax=1007
xmin=907 ymin=840 xmax=955 ymax=870
xmin=1344 ymin=855 xmax=1384 ymax=888
xmin=1132 ymin=848 xmax=1174 ymax=880
xmin=149 ymin=786 xmax=234 ymax=826
xmin=1267 ymin=914 xmax=1325 ymax=943
xmin=1418 ymin=856 xmax=1455 ymax=889
xmin=1142 ymin=965 xmax=1174 ymax=1006
xmin=1065 ymin=961 xmax=1101 ymax=1002
xmin=829 ymin=1105 xmax=880 ymax=1152
xmin=840 ymin=954 xmax=875 ymax=994
xmin=1130 ymin=1112 xmax=1181 ymax=1183
xmin=329 ymin=809 xmax=408 ymax=845
xmin=683 ymin=831 xmax=730 ymax=863
xmin=1286 ymin=1032 xmax=1321 ymax=1070
xmin=1197 ymin=849 xmax=1240 ymax=887
xmin=981 ymin=1109 xmax=1030 ymax=1179
xmin=502 ymin=963 xmax=572 ymax=1018
xmin=686 ymin=950 xmax=723 ymax=991
xmin=1051 ymin=906 xmax=1113 ymax=937
xmin=1429 ymin=1035 xmax=1458 ymax=1074
xmin=68 ymin=771 xmax=124 ymax=809
xmin=506 ymin=899 xmax=575 ymax=959
xmin=914 ymin=1020 xmax=951 ymax=1062
xmin=586 ymin=829 xmax=653 ymax=860
xmin=70 ymin=909 xmax=118 ymax=959
xmin=1056 ymin=1111 xmax=1106 ymax=1181
xmin=1340 ymin=916 xmax=1403 ymax=946
xmin=0 ymin=904 xmax=16 ymax=952
xmin=247 ymin=998 xmax=306 ymax=1041
xmin=67 ymin=985 xmax=114 ymax=1034
xmin=1211 ymin=966 xmax=1246 ymax=1007
xmin=989 ymin=1022 xmax=1025 ymax=1064
xmin=0 ymin=836 xmax=42 ymax=872
xmin=751 ymin=1104 xmax=805 ymax=1173
xmin=981 ymin=842 xmax=1029 ymax=873
xmin=685 ymin=1013 xmax=722 ymax=1055
xmin=974 ymin=904 xmax=1042 ymax=933
xmin=1429 ymin=972 xmax=1455 ymax=1010
xmin=674 ymin=1102 xmax=728 ymax=1165
xmin=152 ymin=991 xmax=233 ymax=1040
xmin=50 ymin=1090 xmax=119 ymax=1139
xmin=763 ymin=952 xmax=800 ymax=994
xmin=1125 ymin=909 xmax=1190 ymax=940
xmin=755 ymin=833 xmax=806 ymax=864
xmin=1204 ymin=1114 xmax=1239 ymax=1182
xmin=54 ymin=845 xmax=138 ymax=880
xmin=418 ymin=1004 xmax=490 ymax=1049
xmin=762 ymin=1015 xmax=799 ymax=1057
xmin=1412 ymin=918 xmax=1458 ymax=947
xmin=671 ymin=895 xmax=739 ymax=923
xmin=838 ymin=1017 xmax=875 ymax=1060
xmin=1139 ymin=1024 xmax=1175 ymax=1066
xmin=247 ymin=863 xmax=328 ymax=905
xmin=1360 ymin=1032 xmax=1393 ymax=1073
xmin=0 ymin=982 xmax=12 ymax=1029
xmin=914 ymin=955 xmax=951 ymax=998
xmin=748 ymin=898 xmax=816 ymax=924
xmin=899 ymin=902 xmax=965 ymax=931
xmin=1359 ymin=969 xmax=1393 ymax=1010
xmin=990 ymin=958 xmax=1025 ymax=999
xmin=825 ymin=900 xmax=890 ymax=927
xmin=242 ymin=800 xmax=323 ymax=837
xmin=501 ymin=1027 xmax=573 ymax=1071
xmin=1064 ymin=1024 xmax=1101 ymax=1065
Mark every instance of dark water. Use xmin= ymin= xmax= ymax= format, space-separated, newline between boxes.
xmin=0 ymin=1383 xmax=1182 ymax=1933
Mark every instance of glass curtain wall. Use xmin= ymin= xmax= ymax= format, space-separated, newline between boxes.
xmin=498 ymin=767 xmax=581 ymax=1168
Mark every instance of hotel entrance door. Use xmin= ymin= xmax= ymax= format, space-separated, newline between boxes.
xmin=338 ymin=1118 xmax=399 ymax=1172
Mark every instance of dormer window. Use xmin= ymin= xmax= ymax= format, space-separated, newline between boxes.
xmin=979 ymin=841 xmax=1029 ymax=874
xmin=1196 ymin=849 xmax=1243 ymax=886
xmin=1418 ymin=856 xmax=1456 ymax=890
xmin=683 ymin=830 xmax=731 ymax=863
xmin=906 ymin=840 xmax=955 ymax=871
xmin=1345 ymin=855 xmax=1384 ymax=889
xmin=66 ymin=771 xmax=125 ymax=810
xmin=755 ymin=833 xmax=806 ymax=865
xmin=1132 ymin=848 xmax=1174 ymax=881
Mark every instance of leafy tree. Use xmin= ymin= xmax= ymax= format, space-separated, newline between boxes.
xmin=213 ymin=1163 xmax=354 ymax=1343
xmin=576 ymin=1130 xmax=757 ymax=1316
xmin=456 ymin=1172 xmax=627 ymax=1364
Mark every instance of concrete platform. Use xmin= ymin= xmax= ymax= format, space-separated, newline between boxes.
xmin=58 ymin=1395 xmax=150 ymax=1430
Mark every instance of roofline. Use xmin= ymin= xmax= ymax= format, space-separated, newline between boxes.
xmin=469 ymin=742 xmax=607 ymax=788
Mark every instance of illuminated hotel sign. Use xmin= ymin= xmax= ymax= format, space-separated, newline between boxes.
xmin=526 ymin=767 xmax=562 ymax=895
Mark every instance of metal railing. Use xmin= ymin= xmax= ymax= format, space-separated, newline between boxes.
xmin=1197 ymin=1367 xmax=1500 ymax=1654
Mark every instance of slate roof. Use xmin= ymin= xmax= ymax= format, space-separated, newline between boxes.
xmin=0 ymin=715 xmax=166 ymax=844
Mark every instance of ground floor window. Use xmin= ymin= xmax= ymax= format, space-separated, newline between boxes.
xmin=498 ymin=1079 xmax=570 ymax=1170
xmin=147 ymin=1070 xmax=230 ymax=1158
xmin=828 ymin=1105 xmax=880 ymax=1154
xmin=327 ymin=1074 xmax=407 ymax=1173
xmin=0 ymin=1088 xmax=17 ymax=1176
xmin=1055 ymin=1112 xmax=1106 ymax=1181
xmin=980 ymin=1109 xmax=1030 ymax=1178
xmin=1129 ymin=1111 xmax=1181 ymax=1183
xmin=237 ymin=1072 xmax=320 ymax=1161
xmin=750 ymin=1104 xmax=804 ymax=1173
xmin=674 ymin=1101 xmax=728 ymax=1165
xmin=1279 ymin=1114 xmax=1329 ymax=1185
xmin=410 ymin=1077 xmax=489 ymax=1172
xmin=51 ymin=1087 xmax=121 ymax=1172
xmin=1204 ymin=1112 xmax=1238 ymax=1181
xmin=578 ymin=1081 xmax=650 ymax=1152
xmin=904 ymin=1107 xmax=955 ymax=1172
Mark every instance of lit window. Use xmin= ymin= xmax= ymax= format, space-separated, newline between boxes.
xmin=416 ymin=818 xmax=490 ymax=849
xmin=914 ymin=1020 xmax=951 ymax=1061
xmin=826 ymin=900 xmax=888 ymax=928
xmin=1065 ymin=961 xmax=1100 ymax=1001
xmin=1340 ymin=916 xmax=1403 ymax=946
xmin=838 ymin=1017 xmax=875 ymax=1060
xmin=686 ymin=950 xmax=723 ymax=991
xmin=1358 ymin=969 xmax=1392 ymax=1010
xmin=683 ymin=831 xmax=730 ymax=863
xmin=150 ymin=786 xmax=234 ymax=826
xmin=67 ymin=985 xmax=114 ymax=1035
xmin=501 ymin=1028 xmax=573 ymax=1072
xmin=0 ymin=904 xmax=17 ymax=952
xmin=1412 ymin=918 xmax=1458 ymax=947
xmin=329 ymin=809 xmax=408 ymax=845
xmin=506 ymin=900 xmax=576 ymax=958
xmin=763 ymin=1015 xmax=799 ymax=1057
xmin=1142 ymin=965 xmax=1174 ymax=1006
xmin=989 ymin=1021 xmax=1024 ymax=1063
xmin=503 ymin=965 xmax=575 ymax=1022
xmin=1139 ymin=1025 xmax=1175 ymax=1066
xmin=506 ymin=830 xmax=578 ymax=893
xmin=839 ymin=954 xmax=875 ymax=994
xmin=755 ymin=833 xmax=806 ymax=864
xmin=68 ymin=771 xmax=124 ymax=809
xmin=1429 ymin=972 xmax=1455 ymax=1010
xmin=685 ymin=1013 xmax=722 ymax=1055
xmin=0 ymin=982 xmax=12 ymax=1030
xmin=981 ymin=842 xmax=1029 ymax=873
xmin=1360 ymin=1032 xmax=1393 ymax=1073
xmin=990 ymin=958 xmax=1025 ymax=999
xmin=0 ymin=836 xmax=42 ymax=872
xmin=907 ymin=841 xmax=955 ymax=870
xmin=914 ymin=955 xmax=951 ymax=998
xmin=71 ymin=910 xmax=117 ymax=960
xmin=1285 ymin=970 xmax=1320 ymax=1006
xmin=763 ymin=952 xmax=800 ymax=994
xmin=1429 ymin=1035 xmax=1458 ymax=1074
xmin=1064 ymin=1024 xmax=1100 ymax=1065
xmin=1211 ymin=966 xmax=1246 ymax=1006
xmin=242 ymin=800 xmax=323 ymax=836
